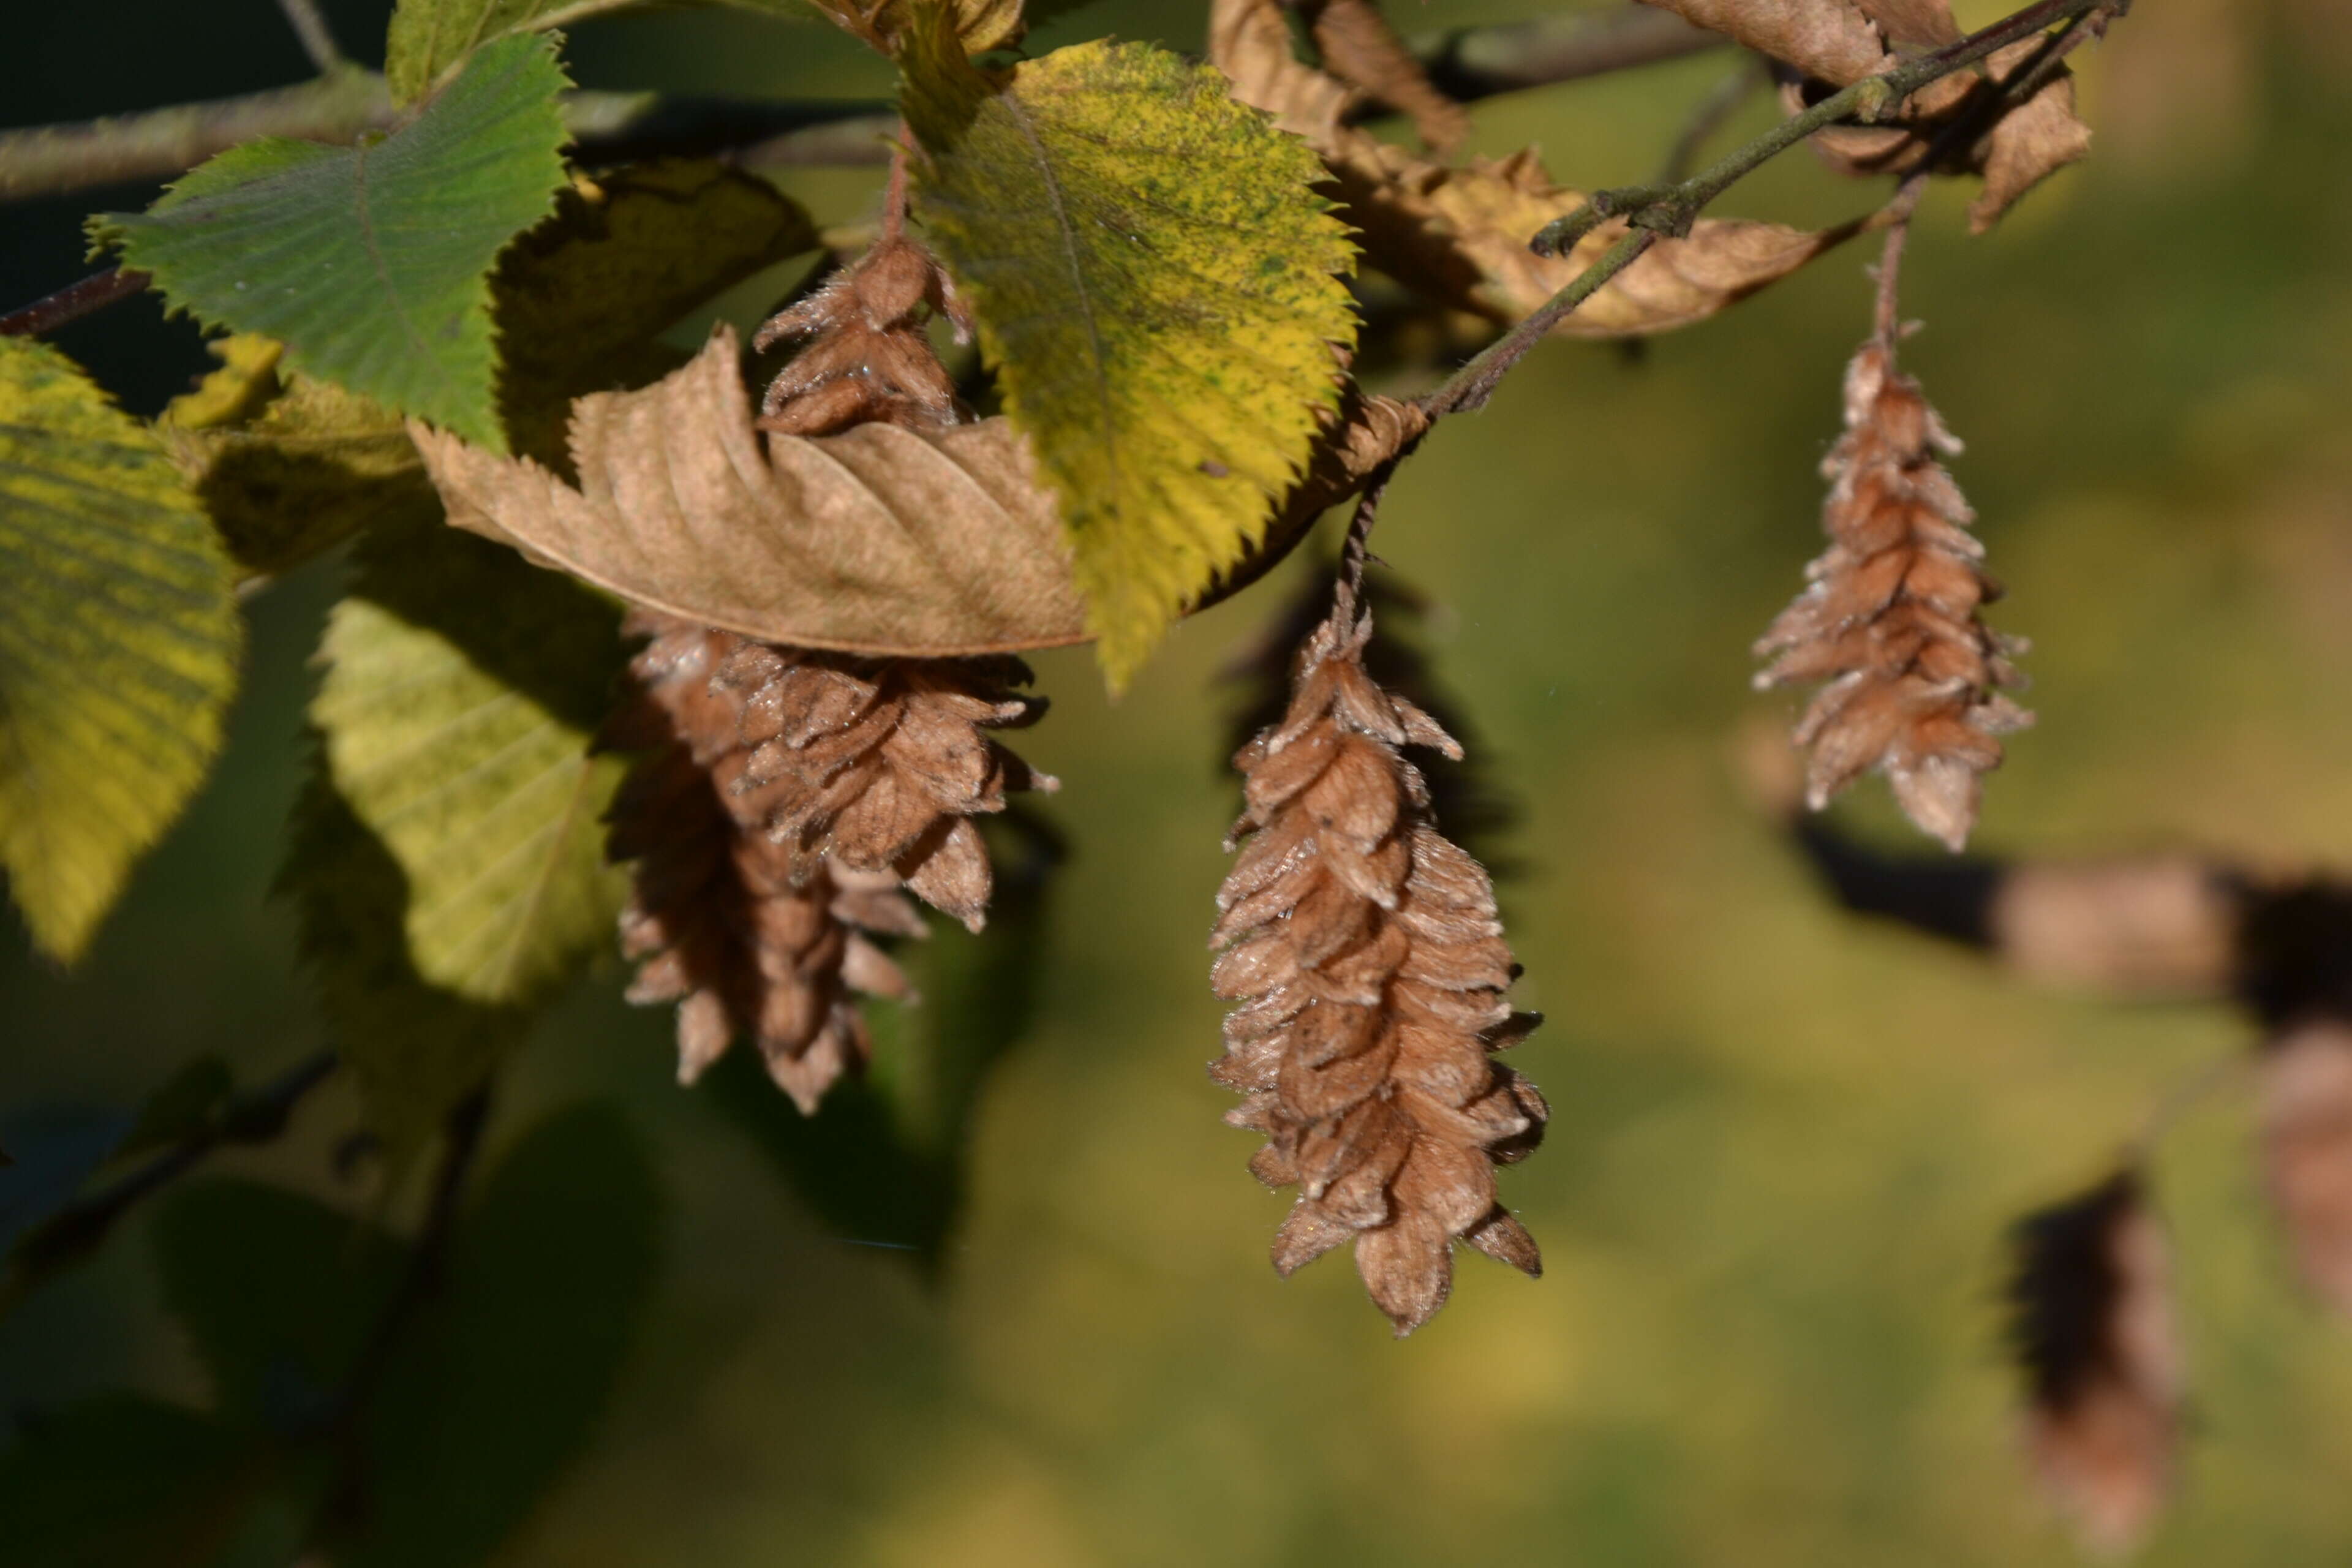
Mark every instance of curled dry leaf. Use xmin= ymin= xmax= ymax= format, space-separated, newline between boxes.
xmin=412 ymin=325 xmax=1422 ymax=657
xmin=2259 ymin=1017 xmax=2352 ymax=1317
xmin=1211 ymin=0 xmax=1850 ymax=337
xmin=2006 ymin=1169 xmax=2184 ymax=1556
xmin=1643 ymin=0 xmax=2092 ymax=231
xmin=1297 ymin=0 xmax=1469 ymax=154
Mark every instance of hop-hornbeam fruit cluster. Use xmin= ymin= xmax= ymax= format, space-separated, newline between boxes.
xmin=603 ymin=614 xmax=1052 ymax=1110
xmin=2005 ymin=1169 xmax=2184 ymax=1557
xmin=754 ymin=232 xmax=971 ymax=437
xmin=600 ymin=230 xmax=1052 ymax=1112
xmin=1212 ymin=590 xmax=1547 ymax=1335
xmin=1755 ymin=336 xmax=2030 ymax=851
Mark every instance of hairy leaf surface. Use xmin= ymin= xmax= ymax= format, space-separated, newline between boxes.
xmin=412 ymin=327 xmax=1423 ymax=654
xmin=902 ymin=29 xmax=1357 ymax=687
xmin=0 ymin=337 xmax=241 ymax=963
xmin=288 ymin=519 xmax=627 ymax=1152
xmin=94 ymin=34 xmax=570 ymax=450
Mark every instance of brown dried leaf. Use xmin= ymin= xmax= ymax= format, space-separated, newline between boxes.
xmin=1649 ymin=0 xmax=2090 ymax=230
xmin=1212 ymin=0 xmax=1849 ymax=336
xmin=2005 ymin=1169 xmax=2184 ymax=1556
xmin=1302 ymin=0 xmax=1469 ymax=154
xmin=2260 ymin=1018 xmax=2352 ymax=1317
xmin=415 ymin=325 xmax=1419 ymax=657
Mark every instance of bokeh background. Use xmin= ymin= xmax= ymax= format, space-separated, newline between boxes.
xmin=6 ymin=0 xmax=2352 ymax=1561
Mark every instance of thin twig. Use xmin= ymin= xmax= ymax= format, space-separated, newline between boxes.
xmin=1418 ymin=229 xmax=1656 ymax=418
xmin=312 ymin=1085 xmax=493 ymax=1543
xmin=2127 ymin=1054 xmax=2250 ymax=1167
xmin=1411 ymin=5 xmax=1724 ymax=103
xmin=1333 ymin=464 xmax=1400 ymax=614
xmin=1415 ymin=0 xmax=2117 ymax=426
xmin=275 ymin=0 xmax=344 ymax=73
xmin=878 ymin=134 xmax=911 ymax=244
xmin=0 ymin=268 xmax=152 ymax=337
xmin=1871 ymin=216 xmax=1911 ymax=347
xmin=0 ymin=1050 xmax=340 ymax=1318
xmin=0 ymin=12 xmax=1724 ymax=206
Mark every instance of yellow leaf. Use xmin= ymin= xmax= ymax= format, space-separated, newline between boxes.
xmin=901 ymin=25 xmax=1359 ymax=688
xmin=159 ymin=334 xmax=282 ymax=431
xmin=0 ymin=337 xmax=241 ymax=963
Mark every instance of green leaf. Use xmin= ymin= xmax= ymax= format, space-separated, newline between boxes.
xmin=93 ymin=34 xmax=571 ymax=451
xmin=152 ymin=1180 xmax=409 ymax=1420
xmin=160 ymin=160 xmax=816 ymax=578
xmin=287 ymin=517 xmax=628 ymax=1153
xmin=349 ymin=1104 xmax=662 ymax=1568
xmin=0 ymin=1395 xmax=288 ymax=1568
xmin=492 ymin=157 xmax=821 ymax=466
xmin=0 ymin=337 xmax=242 ymax=963
xmin=708 ymin=809 xmax=1058 ymax=1264
xmin=165 ymin=372 xmax=443 ymax=578
xmin=901 ymin=29 xmax=1356 ymax=688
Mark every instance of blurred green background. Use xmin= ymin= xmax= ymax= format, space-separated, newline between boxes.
xmin=7 ymin=0 xmax=2352 ymax=1561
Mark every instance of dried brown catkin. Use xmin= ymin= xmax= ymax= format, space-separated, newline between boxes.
xmin=1754 ymin=336 xmax=2030 ymax=851
xmin=600 ymin=228 xmax=1052 ymax=1112
xmin=1212 ymin=592 xmax=1547 ymax=1335
xmin=2004 ymin=1169 xmax=2184 ymax=1556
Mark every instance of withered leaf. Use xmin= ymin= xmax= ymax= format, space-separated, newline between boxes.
xmin=1301 ymin=0 xmax=1469 ymax=154
xmin=1644 ymin=0 xmax=2091 ymax=231
xmin=1212 ymin=0 xmax=1848 ymax=336
xmin=412 ymin=325 xmax=1423 ymax=655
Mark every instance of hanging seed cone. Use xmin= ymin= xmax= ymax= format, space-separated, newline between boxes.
xmin=2258 ymin=1017 xmax=2352 ymax=1317
xmin=2004 ymin=1169 xmax=2184 ymax=1556
xmin=601 ymin=227 xmax=1054 ymax=1110
xmin=1210 ymin=589 xmax=1547 ymax=1336
xmin=711 ymin=639 xmax=1054 ymax=932
xmin=602 ymin=614 xmax=928 ymax=1111
xmin=1754 ymin=336 xmax=2031 ymax=851
xmin=754 ymin=233 xmax=972 ymax=437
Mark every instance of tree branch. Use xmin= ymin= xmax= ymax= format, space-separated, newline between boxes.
xmin=1 ymin=9 xmax=1724 ymax=206
xmin=0 ymin=1050 xmax=340 ymax=1318
xmin=1409 ymin=6 xmax=1725 ymax=103
xmin=1412 ymin=0 xmax=2120 ymax=423
xmin=0 ymin=266 xmax=151 ymax=337
xmin=276 ymin=0 xmax=344 ymax=74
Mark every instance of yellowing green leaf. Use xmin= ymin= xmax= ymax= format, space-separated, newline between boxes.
xmin=161 ymin=160 xmax=817 ymax=579
xmin=159 ymin=334 xmax=282 ymax=432
xmin=94 ymin=34 xmax=570 ymax=451
xmin=901 ymin=29 xmax=1357 ymax=688
xmin=288 ymin=517 xmax=627 ymax=1154
xmin=492 ymin=159 xmax=821 ymax=466
xmin=167 ymin=374 xmax=439 ymax=578
xmin=0 ymin=337 xmax=241 ymax=963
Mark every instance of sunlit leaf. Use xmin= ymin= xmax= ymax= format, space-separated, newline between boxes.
xmin=286 ymin=518 xmax=628 ymax=1154
xmin=901 ymin=26 xmax=1357 ymax=687
xmin=94 ymin=34 xmax=570 ymax=451
xmin=0 ymin=337 xmax=241 ymax=963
